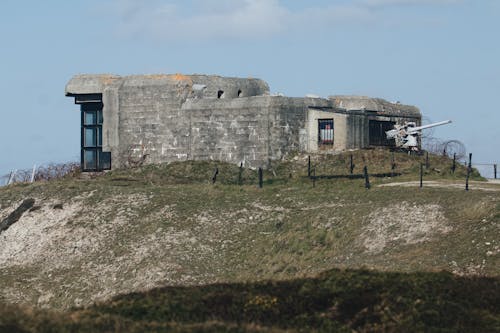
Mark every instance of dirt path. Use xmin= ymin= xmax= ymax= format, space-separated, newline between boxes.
xmin=379 ymin=180 xmax=500 ymax=191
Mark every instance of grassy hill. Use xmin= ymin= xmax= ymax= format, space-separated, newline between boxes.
xmin=0 ymin=149 xmax=498 ymax=331
xmin=1 ymin=268 xmax=499 ymax=332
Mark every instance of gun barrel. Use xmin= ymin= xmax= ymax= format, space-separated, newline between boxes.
xmin=409 ymin=120 xmax=452 ymax=132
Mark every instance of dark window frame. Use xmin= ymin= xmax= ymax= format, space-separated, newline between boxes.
xmin=80 ymin=101 xmax=111 ymax=172
xmin=368 ymin=120 xmax=396 ymax=147
xmin=318 ymin=119 xmax=334 ymax=146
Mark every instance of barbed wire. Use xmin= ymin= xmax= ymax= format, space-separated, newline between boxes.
xmin=1 ymin=162 xmax=80 ymax=186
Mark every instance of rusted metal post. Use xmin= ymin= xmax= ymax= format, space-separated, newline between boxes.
xmin=494 ymin=164 xmax=497 ymax=179
xmin=465 ymin=153 xmax=472 ymax=191
xmin=451 ymin=153 xmax=456 ymax=174
xmin=364 ymin=166 xmax=370 ymax=189
xmin=391 ymin=151 xmax=396 ymax=177
xmin=420 ymin=163 xmax=424 ymax=188
xmin=258 ymin=167 xmax=263 ymax=188
xmin=212 ymin=167 xmax=219 ymax=184
xmin=350 ymin=154 xmax=354 ymax=175
xmin=308 ymin=156 xmax=311 ymax=177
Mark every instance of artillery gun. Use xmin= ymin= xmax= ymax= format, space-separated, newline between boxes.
xmin=386 ymin=120 xmax=452 ymax=151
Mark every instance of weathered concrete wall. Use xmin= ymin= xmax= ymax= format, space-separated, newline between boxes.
xmin=183 ymin=97 xmax=273 ymax=168
xmin=95 ymin=75 xmax=270 ymax=168
xmin=115 ymin=77 xmax=192 ymax=168
xmin=269 ymin=97 xmax=309 ymax=161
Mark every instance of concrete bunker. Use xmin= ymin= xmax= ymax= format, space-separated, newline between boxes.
xmin=65 ymin=74 xmax=421 ymax=171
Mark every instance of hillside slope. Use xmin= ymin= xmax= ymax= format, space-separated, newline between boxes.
xmin=2 ymin=269 xmax=499 ymax=332
xmin=0 ymin=150 xmax=498 ymax=310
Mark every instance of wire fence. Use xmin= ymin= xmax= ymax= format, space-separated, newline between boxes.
xmin=0 ymin=157 xmax=497 ymax=188
xmin=472 ymin=163 xmax=498 ymax=179
xmin=0 ymin=163 xmax=80 ymax=187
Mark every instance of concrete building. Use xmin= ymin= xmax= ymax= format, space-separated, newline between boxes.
xmin=65 ymin=74 xmax=421 ymax=171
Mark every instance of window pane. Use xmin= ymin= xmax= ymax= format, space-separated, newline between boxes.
xmin=84 ymin=111 xmax=96 ymax=125
xmin=99 ymin=151 xmax=112 ymax=170
xmin=84 ymin=128 xmax=96 ymax=147
xmin=84 ymin=150 xmax=97 ymax=170
xmin=97 ymin=128 xmax=102 ymax=147
xmin=97 ymin=110 xmax=103 ymax=125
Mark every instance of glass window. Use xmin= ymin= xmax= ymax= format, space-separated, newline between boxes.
xmin=80 ymin=99 xmax=110 ymax=171
xmin=99 ymin=151 xmax=112 ymax=170
xmin=97 ymin=128 xmax=102 ymax=147
xmin=84 ymin=111 xmax=96 ymax=125
xmin=84 ymin=150 xmax=97 ymax=170
xmin=84 ymin=128 xmax=96 ymax=147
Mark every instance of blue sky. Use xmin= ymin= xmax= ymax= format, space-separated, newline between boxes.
xmin=1 ymin=0 xmax=499 ymax=179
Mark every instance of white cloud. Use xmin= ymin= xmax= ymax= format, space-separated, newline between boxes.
xmin=108 ymin=0 xmax=288 ymax=40
xmin=105 ymin=0 xmax=464 ymax=41
xmin=361 ymin=0 xmax=462 ymax=7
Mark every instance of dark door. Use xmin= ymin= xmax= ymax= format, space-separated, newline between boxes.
xmin=369 ymin=120 xmax=395 ymax=146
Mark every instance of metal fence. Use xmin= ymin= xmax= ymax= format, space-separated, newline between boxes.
xmin=472 ymin=163 xmax=498 ymax=179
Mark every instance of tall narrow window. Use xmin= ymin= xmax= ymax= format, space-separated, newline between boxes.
xmin=80 ymin=101 xmax=111 ymax=171
xmin=318 ymin=119 xmax=334 ymax=146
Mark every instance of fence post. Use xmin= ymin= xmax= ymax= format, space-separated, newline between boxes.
xmin=465 ymin=153 xmax=472 ymax=191
xmin=258 ymin=167 xmax=263 ymax=188
xmin=238 ymin=162 xmax=243 ymax=185
xmin=212 ymin=167 xmax=219 ymax=184
xmin=308 ymin=156 xmax=311 ymax=177
xmin=7 ymin=170 xmax=17 ymax=185
xmin=420 ymin=163 xmax=424 ymax=188
xmin=451 ymin=153 xmax=456 ymax=174
xmin=494 ymin=164 xmax=497 ymax=179
xmin=391 ymin=151 xmax=396 ymax=177
xmin=312 ymin=168 xmax=316 ymax=187
xmin=30 ymin=164 xmax=37 ymax=183
xmin=364 ymin=166 xmax=370 ymax=189
xmin=350 ymin=154 xmax=354 ymax=175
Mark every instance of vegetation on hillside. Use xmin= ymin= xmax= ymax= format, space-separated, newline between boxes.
xmin=0 ymin=268 xmax=498 ymax=332
xmin=0 ymin=150 xmax=498 ymax=331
